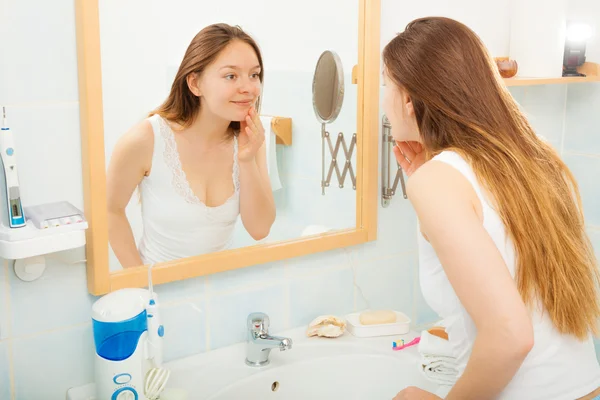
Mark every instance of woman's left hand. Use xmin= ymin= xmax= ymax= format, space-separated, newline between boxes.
xmin=393 ymin=387 xmax=442 ymax=400
xmin=238 ymin=106 xmax=265 ymax=163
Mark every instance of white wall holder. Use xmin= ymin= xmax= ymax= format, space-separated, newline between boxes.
xmin=0 ymin=219 xmax=87 ymax=260
xmin=0 ymin=217 xmax=87 ymax=281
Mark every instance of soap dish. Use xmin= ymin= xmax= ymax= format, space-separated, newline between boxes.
xmin=345 ymin=311 xmax=411 ymax=338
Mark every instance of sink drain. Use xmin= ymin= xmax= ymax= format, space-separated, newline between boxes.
xmin=271 ymin=381 xmax=280 ymax=392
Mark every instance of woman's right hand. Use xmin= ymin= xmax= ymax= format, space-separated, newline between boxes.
xmin=393 ymin=141 xmax=426 ymax=177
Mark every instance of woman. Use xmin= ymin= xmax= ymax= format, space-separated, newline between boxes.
xmin=384 ymin=17 xmax=600 ymax=399
xmin=107 ymin=24 xmax=275 ymax=268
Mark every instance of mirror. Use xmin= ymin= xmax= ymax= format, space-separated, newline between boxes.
xmin=99 ymin=1 xmax=360 ymax=271
xmin=313 ymin=51 xmax=345 ymax=124
xmin=75 ymin=0 xmax=381 ymax=294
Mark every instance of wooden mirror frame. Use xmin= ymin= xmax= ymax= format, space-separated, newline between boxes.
xmin=74 ymin=0 xmax=381 ymax=295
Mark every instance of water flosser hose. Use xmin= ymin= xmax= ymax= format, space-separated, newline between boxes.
xmin=146 ymin=264 xmax=163 ymax=366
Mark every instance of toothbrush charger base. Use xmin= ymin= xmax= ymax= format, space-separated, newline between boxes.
xmin=0 ymin=220 xmax=87 ymax=259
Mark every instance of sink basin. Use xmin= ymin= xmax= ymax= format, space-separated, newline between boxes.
xmin=164 ymin=327 xmax=439 ymax=399
xmin=66 ymin=326 xmax=440 ymax=399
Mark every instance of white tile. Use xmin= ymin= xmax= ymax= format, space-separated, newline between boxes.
xmin=381 ymin=0 xmax=510 ymax=56
xmin=354 ymin=253 xmax=415 ymax=316
xmin=12 ymin=323 xmax=94 ymax=400
xmin=5 ymin=103 xmax=84 ymax=209
xmin=208 ymin=260 xmax=286 ymax=294
xmin=8 ymin=255 xmax=94 ymax=337
xmin=289 ymin=266 xmax=354 ymax=328
xmin=207 ymin=284 xmax=286 ymax=350
xmin=0 ymin=259 xmax=9 ymax=340
xmin=1 ymin=0 xmax=79 ymax=104
xmin=160 ymin=299 xmax=207 ymax=363
xmin=0 ymin=340 xmax=11 ymax=400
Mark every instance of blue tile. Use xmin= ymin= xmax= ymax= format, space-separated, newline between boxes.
xmin=289 ymin=266 xmax=354 ymax=328
xmin=353 ymin=194 xmax=418 ymax=263
xmin=208 ymin=261 xmax=286 ymax=294
xmin=12 ymin=323 xmax=94 ymax=400
xmin=354 ymin=253 xmax=414 ymax=316
xmin=287 ymin=247 xmax=350 ymax=278
xmin=152 ymin=276 xmax=205 ymax=305
xmin=8 ymin=256 xmax=95 ymax=337
xmin=564 ymin=83 xmax=600 ymax=154
xmin=0 ymin=341 xmax=11 ymax=400
xmin=160 ymin=299 xmax=207 ymax=362
xmin=520 ymin=85 xmax=567 ymax=146
xmin=564 ymin=154 xmax=600 ymax=227
xmin=588 ymin=228 xmax=600 ymax=261
xmin=414 ymin=255 xmax=441 ymax=327
xmin=508 ymin=86 xmax=526 ymax=106
xmin=207 ymin=284 xmax=286 ymax=350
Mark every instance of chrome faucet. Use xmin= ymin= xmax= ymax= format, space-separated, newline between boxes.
xmin=245 ymin=312 xmax=292 ymax=367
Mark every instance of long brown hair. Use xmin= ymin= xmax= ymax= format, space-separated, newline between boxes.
xmin=150 ymin=23 xmax=264 ymax=137
xmin=383 ymin=17 xmax=599 ymax=339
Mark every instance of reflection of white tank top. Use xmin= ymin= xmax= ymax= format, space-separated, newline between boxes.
xmin=418 ymin=150 xmax=600 ymax=400
xmin=138 ymin=114 xmax=240 ymax=265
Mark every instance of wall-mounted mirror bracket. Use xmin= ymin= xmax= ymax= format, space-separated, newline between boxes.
xmin=381 ymin=115 xmax=407 ymax=207
xmin=321 ymin=127 xmax=356 ymax=193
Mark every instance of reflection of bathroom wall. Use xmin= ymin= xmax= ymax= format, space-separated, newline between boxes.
xmin=232 ymin=70 xmax=358 ymax=248
xmin=99 ymin=0 xmax=359 ymax=262
xmin=2 ymin=0 xmax=600 ymax=398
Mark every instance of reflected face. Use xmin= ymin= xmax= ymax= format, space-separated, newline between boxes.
xmin=198 ymin=40 xmax=262 ymax=121
xmin=382 ymin=70 xmax=420 ymax=143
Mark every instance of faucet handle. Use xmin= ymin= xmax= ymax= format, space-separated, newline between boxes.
xmin=247 ymin=312 xmax=270 ymax=334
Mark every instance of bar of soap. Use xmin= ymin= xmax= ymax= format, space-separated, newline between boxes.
xmin=359 ymin=310 xmax=397 ymax=325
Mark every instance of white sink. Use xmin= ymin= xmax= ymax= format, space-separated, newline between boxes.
xmin=163 ymin=327 xmax=439 ymax=399
xmin=66 ymin=327 xmax=439 ymax=400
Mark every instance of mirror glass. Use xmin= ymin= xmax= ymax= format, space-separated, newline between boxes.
xmin=313 ymin=50 xmax=345 ymax=123
xmin=99 ymin=0 xmax=360 ymax=271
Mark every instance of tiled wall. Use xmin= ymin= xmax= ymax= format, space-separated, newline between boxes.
xmin=0 ymin=0 xmax=599 ymax=399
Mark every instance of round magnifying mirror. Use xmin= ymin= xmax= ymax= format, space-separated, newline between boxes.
xmin=312 ymin=50 xmax=345 ymax=124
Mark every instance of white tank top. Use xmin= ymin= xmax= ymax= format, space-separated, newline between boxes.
xmin=418 ymin=151 xmax=600 ymax=399
xmin=137 ymin=114 xmax=240 ymax=264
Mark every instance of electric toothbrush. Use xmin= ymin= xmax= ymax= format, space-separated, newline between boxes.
xmin=0 ymin=107 xmax=25 ymax=228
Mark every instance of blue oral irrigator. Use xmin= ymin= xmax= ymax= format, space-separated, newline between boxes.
xmin=0 ymin=107 xmax=25 ymax=228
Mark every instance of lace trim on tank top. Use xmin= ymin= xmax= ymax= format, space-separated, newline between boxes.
xmin=157 ymin=116 xmax=240 ymax=207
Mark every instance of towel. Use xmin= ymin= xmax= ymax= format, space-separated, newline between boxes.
xmin=418 ymin=329 xmax=459 ymax=386
xmin=259 ymin=116 xmax=283 ymax=192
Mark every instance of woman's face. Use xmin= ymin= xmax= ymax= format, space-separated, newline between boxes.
xmin=195 ymin=40 xmax=262 ymax=122
xmin=382 ymin=70 xmax=420 ymax=143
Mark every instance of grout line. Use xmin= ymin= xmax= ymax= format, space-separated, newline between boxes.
xmin=1 ymin=260 xmax=11 ymax=340
xmin=411 ymin=253 xmax=419 ymax=327
xmin=284 ymin=261 xmax=291 ymax=330
xmin=8 ymin=338 xmax=14 ymax=400
xmin=204 ymin=278 xmax=211 ymax=352
xmin=8 ymin=321 xmax=91 ymax=342
xmin=1 ymin=101 xmax=79 ymax=109
xmin=3 ymin=259 xmax=15 ymax=400
xmin=561 ymin=150 xmax=600 ymax=159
